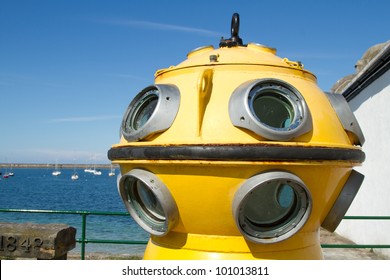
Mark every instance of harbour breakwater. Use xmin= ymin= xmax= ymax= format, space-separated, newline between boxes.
xmin=0 ymin=163 xmax=119 ymax=169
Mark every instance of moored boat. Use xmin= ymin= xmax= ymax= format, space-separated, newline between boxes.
xmin=108 ymin=165 xmax=115 ymax=176
xmin=71 ymin=173 xmax=79 ymax=180
xmin=52 ymin=170 xmax=61 ymax=176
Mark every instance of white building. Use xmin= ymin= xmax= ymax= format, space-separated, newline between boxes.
xmin=331 ymin=41 xmax=390 ymax=258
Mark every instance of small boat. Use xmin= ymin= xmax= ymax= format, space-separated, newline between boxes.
xmin=84 ymin=167 xmax=93 ymax=173
xmin=92 ymin=169 xmax=102 ymax=176
xmin=52 ymin=162 xmax=61 ymax=176
xmin=52 ymin=170 xmax=61 ymax=176
xmin=108 ymin=165 xmax=115 ymax=176
xmin=71 ymin=173 xmax=79 ymax=180
xmin=2 ymin=163 xmax=14 ymax=178
xmin=8 ymin=164 xmax=14 ymax=176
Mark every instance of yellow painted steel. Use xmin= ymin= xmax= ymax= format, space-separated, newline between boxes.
xmin=143 ymin=235 xmax=324 ymax=260
xmin=118 ymin=160 xmax=352 ymax=259
xmin=111 ymin=41 xmax=363 ymax=259
xmin=115 ymin=45 xmax=355 ymax=147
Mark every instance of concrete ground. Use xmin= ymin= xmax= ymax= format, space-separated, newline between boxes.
xmin=320 ymin=228 xmax=386 ymax=260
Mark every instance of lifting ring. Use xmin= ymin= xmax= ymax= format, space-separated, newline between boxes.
xmin=231 ymin=13 xmax=240 ymax=38
xmin=219 ymin=13 xmax=243 ymax=47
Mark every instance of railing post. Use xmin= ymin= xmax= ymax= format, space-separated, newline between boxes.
xmin=81 ymin=212 xmax=87 ymax=260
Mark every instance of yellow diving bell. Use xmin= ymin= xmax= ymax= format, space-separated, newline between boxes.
xmin=108 ymin=13 xmax=365 ymax=260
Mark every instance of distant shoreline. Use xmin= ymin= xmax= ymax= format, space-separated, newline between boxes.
xmin=0 ymin=163 xmax=119 ymax=169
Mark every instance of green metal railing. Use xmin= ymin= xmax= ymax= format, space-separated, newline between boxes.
xmin=321 ymin=215 xmax=390 ymax=249
xmin=1 ymin=208 xmax=389 ymax=259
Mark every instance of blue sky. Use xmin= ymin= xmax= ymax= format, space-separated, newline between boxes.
xmin=1 ymin=0 xmax=389 ymax=164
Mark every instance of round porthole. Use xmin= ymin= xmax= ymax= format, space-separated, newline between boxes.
xmin=229 ymin=79 xmax=312 ymax=140
xmin=118 ymin=169 xmax=178 ymax=236
xmin=233 ymin=171 xmax=312 ymax=243
xmin=122 ymin=84 xmax=180 ymax=141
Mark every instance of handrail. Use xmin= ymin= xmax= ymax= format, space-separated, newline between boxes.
xmin=343 ymin=216 xmax=390 ymax=220
xmin=1 ymin=208 xmax=389 ymax=259
xmin=321 ymin=215 xmax=390 ymax=249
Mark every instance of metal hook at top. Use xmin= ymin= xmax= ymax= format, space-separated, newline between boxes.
xmin=231 ymin=13 xmax=241 ymax=41
xmin=219 ymin=13 xmax=244 ymax=48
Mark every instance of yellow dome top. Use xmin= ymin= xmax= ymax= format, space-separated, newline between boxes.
xmin=155 ymin=43 xmax=316 ymax=81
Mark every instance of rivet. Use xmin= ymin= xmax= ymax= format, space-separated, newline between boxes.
xmin=209 ymin=54 xmax=218 ymax=62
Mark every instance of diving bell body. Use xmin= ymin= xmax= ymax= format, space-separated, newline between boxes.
xmin=108 ymin=15 xmax=364 ymax=260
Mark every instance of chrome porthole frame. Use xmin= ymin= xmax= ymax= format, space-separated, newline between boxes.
xmin=233 ymin=171 xmax=312 ymax=244
xmin=321 ymin=169 xmax=364 ymax=232
xmin=118 ymin=169 xmax=179 ymax=236
xmin=121 ymin=84 xmax=180 ymax=142
xmin=325 ymin=93 xmax=365 ymax=146
xmin=229 ymin=79 xmax=312 ymax=141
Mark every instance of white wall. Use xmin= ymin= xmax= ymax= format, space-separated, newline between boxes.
xmin=336 ymin=70 xmax=390 ymax=258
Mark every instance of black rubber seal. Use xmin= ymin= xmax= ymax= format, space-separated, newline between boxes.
xmin=108 ymin=144 xmax=365 ymax=163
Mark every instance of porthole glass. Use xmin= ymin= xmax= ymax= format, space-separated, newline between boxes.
xmin=250 ymin=90 xmax=295 ymax=129
xmin=132 ymin=179 xmax=165 ymax=222
xmin=242 ymin=181 xmax=297 ymax=228
xmin=277 ymin=184 xmax=295 ymax=208
xmin=233 ymin=171 xmax=312 ymax=243
xmin=130 ymin=90 xmax=159 ymax=131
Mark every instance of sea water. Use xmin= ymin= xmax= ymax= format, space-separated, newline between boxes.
xmin=0 ymin=168 xmax=149 ymax=256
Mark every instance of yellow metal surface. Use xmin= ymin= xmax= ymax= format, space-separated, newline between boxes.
xmin=143 ymin=233 xmax=324 ymax=260
xmin=117 ymin=46 xmax=354 ymax=147
xmin=118 ymin=161 xmax=352 ymax=259
xmin=112 ymin=41 xmax=363 ymax=259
